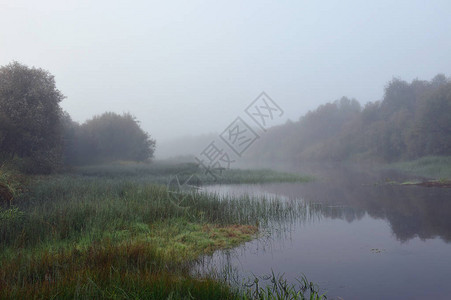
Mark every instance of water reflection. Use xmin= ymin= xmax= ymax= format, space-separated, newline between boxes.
xmin=260 ymin=180 xmax=451 ymax=243
xmin=200 ymin=166 xmax=451 ymax=299
xmin=206 ymin=165 xmax=451 ymax=243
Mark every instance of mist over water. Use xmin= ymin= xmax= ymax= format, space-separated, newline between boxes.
xmin=1 ymin=1 xmax=451 ymax=299
xmin=200 ymin=165 xmax=451 ymax=300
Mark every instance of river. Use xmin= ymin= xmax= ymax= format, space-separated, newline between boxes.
xmin=199 ymin=164 xmax=451 ymax=300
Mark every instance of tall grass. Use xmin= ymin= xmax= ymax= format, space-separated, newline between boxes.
xmin=0 ymin=163 xmax=319 ymax=299
xmin=0 ymin=164 xmax=28 ymax=207
xmin=242 ymin=272 xmax=326 ymax=300
xmin=387 ymin=155 xmax=451 ymax=179
xmin=1 ymin=176 xmax=307 ymax=251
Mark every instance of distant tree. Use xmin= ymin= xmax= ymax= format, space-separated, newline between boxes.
xmin=430 ymin=74 xmax=448 ymax=88
xmin=0 ymin=62 xmax=64 ymax=173
xmin=413 ymin=82 xmax=451 ymax=156
xmin=67 ymin=112 xmax=155 ymax=164
xmin=381 ymin=78 xmax=416 ymax=114
xmin=246 ymin=73 xmax=451 ymax=163
xmin=61 ymin=112 xmax=81 ymax=166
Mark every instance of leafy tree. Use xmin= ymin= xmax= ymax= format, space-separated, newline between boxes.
xmin=413 ymin=82 xmax=451 ymax=156
xmin=0 ymin=62 xmax=64 ymax=173
xmin=65 ymin=112 xmax=155 ymax=165
xmin=381 ymin=78 xmax=416 ymax=113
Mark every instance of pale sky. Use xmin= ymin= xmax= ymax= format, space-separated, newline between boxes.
xmin=1 ymin=0 xmax=450 ymax=144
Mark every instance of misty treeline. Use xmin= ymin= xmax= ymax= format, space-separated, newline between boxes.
xmin=0 ymin=62 xmax=155 ymax=174
xmin=247 ymin=74 xmax=451 ymax=163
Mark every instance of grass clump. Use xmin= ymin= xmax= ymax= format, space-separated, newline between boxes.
xmin=149 ymin=220 xmax=258 ymax=261
xmin=0 ymin=164 xmax=27 ymax=207
xmin=242 ymin=272 xmax=326 ymax=300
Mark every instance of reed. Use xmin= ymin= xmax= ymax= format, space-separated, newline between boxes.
xmin=0 ymin=163 xmax=319 ymax=299
xmin=386 ymin=155 xmax=451 ymax=180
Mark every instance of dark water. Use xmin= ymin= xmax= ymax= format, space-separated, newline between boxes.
xmin=201 ymin=165 xmax=451 ymax=300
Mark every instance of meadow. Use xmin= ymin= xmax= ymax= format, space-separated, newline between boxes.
xmin=0 ymin=162 xmax=324 ymax=299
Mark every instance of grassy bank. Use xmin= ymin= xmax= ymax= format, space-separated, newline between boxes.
xmin=0 ymin=163 xmax=323 ymax=299
xmin=73 ymin=161 xmax=312 ymax=185
xmin=386 ymin=156 xmax=451 ymax=180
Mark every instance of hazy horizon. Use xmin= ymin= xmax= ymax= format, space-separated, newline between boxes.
xmin=2 ymin=0 xmax=451 ymax=144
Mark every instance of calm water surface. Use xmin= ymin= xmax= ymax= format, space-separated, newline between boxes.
xmin=200 ymin=166 xmax=451 ymax=300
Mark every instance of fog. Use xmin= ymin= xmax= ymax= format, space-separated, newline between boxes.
xmin=2 ymin=0 xmax=451 ymax=158
xmin=2 ymin=3 xmax=451 ymax=298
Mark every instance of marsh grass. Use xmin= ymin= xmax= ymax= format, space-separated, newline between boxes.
xmin=200 ymin=266 xmax=327 ymax=300
xmin=74 ymin=161 xmax=312 ymax=185
xmin=242 ymin=272 xmax=326 ymax=300
xmin=0 ymin=163 xmax=317 ymax=299
xmin=387 ymin=155 xmax=451 ymax=180
xmin=0 ymin=164 xmax=28 ymax=207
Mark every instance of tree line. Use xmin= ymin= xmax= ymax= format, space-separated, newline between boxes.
xmin=0 ymin=62 xmax=155 ymax=174
xmin=246 ymin=74 xmax=451 ymax=163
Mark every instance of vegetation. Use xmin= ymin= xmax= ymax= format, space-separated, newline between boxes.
xmin=242 ymin=272 xmax=326 ymax=300
xmin=0 ymin=163 xmax=320 ymax=299
xmin=247 ymin=74 xmax=451 ymax=164
xmin=386 ymin=156 xmax=451 ymax=180
xmin=63 ymin=112 xmax=156 ymax=166
xmin=0 ymin=60 xmax=318 ymax=298
xmin=7 ymin=60 xmax=450 ymax=298
xmin=0 ymin=62 xmax=155 ymax=174
xmin=0 ymin=62 xmax=65 ymax=173
xmin=73 ymin=161 xmax=312 ymax=185
xmin=0 ymin=165 xmax=28 ymax=207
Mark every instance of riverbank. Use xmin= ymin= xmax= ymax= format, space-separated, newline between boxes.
xmin=383 ymin=156 xmax=451 ymax=187
xmin=0 ymin=163 xmax=323 ymax=299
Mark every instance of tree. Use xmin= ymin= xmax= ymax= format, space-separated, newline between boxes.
xmin=0 ymin=62 xmax=64 ymax=173
xmin=245 ymin=73 xmax=451 ymax=163
xmin=65 ymin=112 xmax=156 ymax=165
xmin=61 ymin=111 xmax=81 ymax=166
xmin=413 ymin=82 xmax=451 ymax=156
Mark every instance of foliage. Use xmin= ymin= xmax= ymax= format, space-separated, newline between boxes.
xmin=0 ymin=62 xmax=65 ymax=173
xmin=0 ymin=61 xmax=157 ymax=172
xmin=0 ymin=164 xmax=28 ymax=207
xmin=63 ymin=112 xmax=156 ymax=165
xmin=246 ymin=74 xmax=451 ymax=163
xmin=0 ymin=164 xmax=313 ymax=299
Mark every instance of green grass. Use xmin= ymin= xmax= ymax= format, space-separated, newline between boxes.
xmin=0 ymin=162 xmax=321 ymax=299
xmin=387 ymin=156 xmax=451 ymax=180
xmin=73 ymin=161 xmax=312 ymax=185
xmin=0 ymin=164 xmax=28 ymax=207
